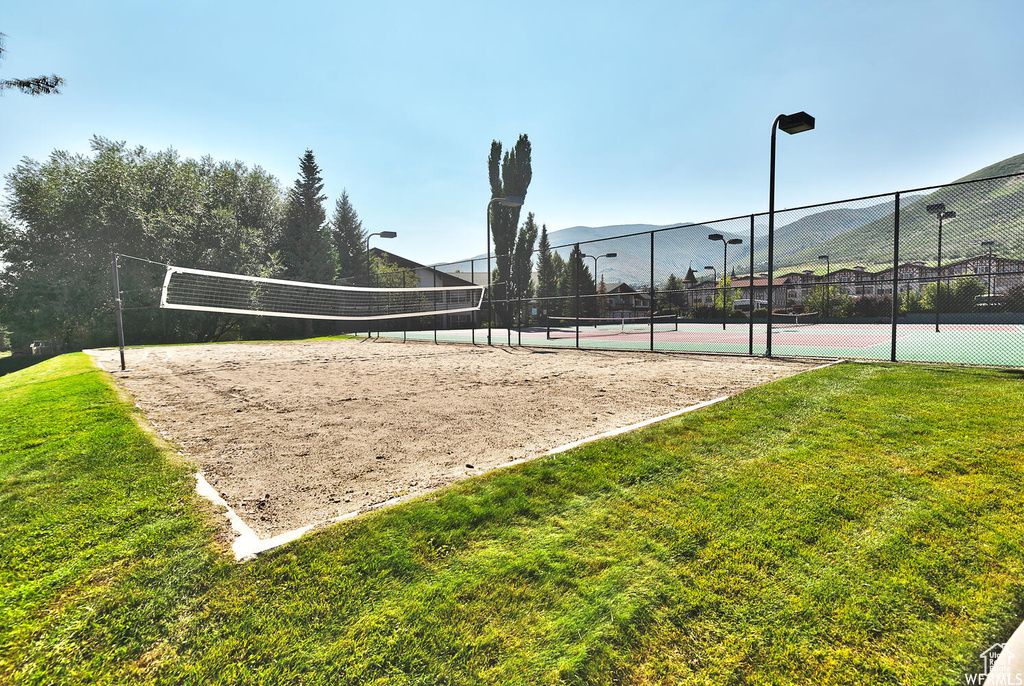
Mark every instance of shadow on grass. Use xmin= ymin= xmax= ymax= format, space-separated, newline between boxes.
xmin=0 ymin=355 xmax=59 ymax=377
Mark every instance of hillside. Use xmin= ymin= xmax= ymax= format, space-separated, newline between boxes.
xmin=446 ymin=153 xmax=1024 ymax=286
xmin=781 ymin=153 xmax=1024 ymax=270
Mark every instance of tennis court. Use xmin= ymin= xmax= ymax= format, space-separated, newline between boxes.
xmin=380 ymin=320 xmax=1024 ymax=366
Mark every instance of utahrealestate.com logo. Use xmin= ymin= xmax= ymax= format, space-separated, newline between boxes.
xmin=966 ymin=643 xmax=1021 ymax=685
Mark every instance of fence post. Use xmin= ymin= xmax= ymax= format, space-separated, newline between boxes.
xmin=650 ymin=231 xmax=655 ymax=352
xmin=433 ymin=266 xmax=438 ymax=345
xmin=111 ymin=253 xmax=126 ymax=371
xmin=748 ymin=214 xmax=755 ymax=355
xmin=471 ymin=260 xmax=476 ymax=345
xmin=891 ymin=193 xmax=900 ymax=362
xmin=574 ymin=243 xmax=581 ymax=349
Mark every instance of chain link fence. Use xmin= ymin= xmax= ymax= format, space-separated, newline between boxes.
xmin=373 ymin=172 xmax=1024 ymax=367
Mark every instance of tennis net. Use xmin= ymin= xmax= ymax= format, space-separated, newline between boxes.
xmin=770 ymin=312 xmax=819 ymax=329
xmin=546 ymin=315 xmax=679 ymax=339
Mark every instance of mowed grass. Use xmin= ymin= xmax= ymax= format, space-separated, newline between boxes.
xmin=2 ymin=355 xmax=1024 ymax=684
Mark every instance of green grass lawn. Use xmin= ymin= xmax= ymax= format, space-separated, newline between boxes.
xmin=2 ymin=354 xmax=1023 ymax=684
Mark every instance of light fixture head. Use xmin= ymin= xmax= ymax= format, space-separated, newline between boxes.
xmin=981 ymin=241 xmax=995 ymax=246
xmin=779 ymin=111 xmax=815 ymax=134
xmin=604 ymin=252 xmax=617 ymax=258
xmin=818 ymin=255 xmax=829 ymax=260
xmin=499 ymin=196 xmax=525 ymax=207
xmin=708 ymin=233 xmax=724 ymax=241
xmin=704 ymin=266 xmax=715 ymax=271
xmin=379 ymin=231 xmax=397 ymax=239
xmin=942 ymin=210 xmax=956 ymax=220
xmin=727 ymin=238 xmax=743 ymax=245
xmin=926 ymin=203 xmax=946 ymax=215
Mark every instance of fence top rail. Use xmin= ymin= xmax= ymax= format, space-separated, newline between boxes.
xmin=373 ymin=169 xmax=1024 ymax=277
xmin=547 ymin=170 xmax=1024 ymax=251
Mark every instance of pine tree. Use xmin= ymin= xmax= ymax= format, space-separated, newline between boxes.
xmin=279 ymin=149 xmax=337 ymax=284
xmin=331 ymin=189 xmax=366 ymax=280
xmin=566 ymin=245 xmax=596 ymax=317
xmin=512 ymin=212 xmax=539 ymax=302
xmin=278 ymin=150 xmax=337 ymax=335
xmin=537 ymin=224 xmax=557 ymax=301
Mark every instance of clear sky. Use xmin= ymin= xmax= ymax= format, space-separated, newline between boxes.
xmin=2 ymin=0 xmax=1023 ymax=265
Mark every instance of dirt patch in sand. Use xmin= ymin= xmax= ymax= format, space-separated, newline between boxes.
xmin=91 ymin=340 xmax=818 ymax=537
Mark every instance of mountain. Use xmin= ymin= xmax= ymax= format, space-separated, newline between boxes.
xmin=443 ymin=153 xmax=1024 ymax=286
xmin=780 ymin=153 xmax=1024 ymax=271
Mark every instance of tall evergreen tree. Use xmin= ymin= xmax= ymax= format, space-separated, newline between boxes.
xmin=279 ymin=149 xmax=337 ymax=284
xmin=331 ymin=189 xmax=366 ymax=280
xmin=536 ymin=224 xmax=557 ymax=301
xmin=566 ymin=245 xmax=597 ymax=317
xmin=278 ymin=150 xmax=337 ymax=336
xmin=511 ymin=212 xmax=539 ymax=303
xmin=487 ymin=134 xmax=532 ymax=324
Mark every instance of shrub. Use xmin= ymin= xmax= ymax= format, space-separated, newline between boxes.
xmin=692 ymin=304 xmax=717 ymax=319
xmin=752 ymin=308 xmax=767 ymax=319
xmin=852 ymin=295 xmax=892 ymax=318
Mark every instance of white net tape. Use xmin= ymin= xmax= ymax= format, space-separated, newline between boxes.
xmin=160 ymin=266 xmax=484 ymax=321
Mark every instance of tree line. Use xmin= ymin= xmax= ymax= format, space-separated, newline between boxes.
xmin=0 ymin=138 xmax=368 ymax=351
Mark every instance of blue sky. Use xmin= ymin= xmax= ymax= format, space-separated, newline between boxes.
xmin=2 ymin=0 xmax=1023 ymax=265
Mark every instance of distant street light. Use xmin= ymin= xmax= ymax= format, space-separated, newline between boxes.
xmin=486 ymin=195 xmax=525 ymax=345
xmin=709 ymin=234 xmax=743 ymax=330
xmin=767 ymin=110 xmax=815 ymax=357
xmin=926 ymin=203 xmax=956 ymax=332
xmin=818 ymin=254 xmax=831 ymax=317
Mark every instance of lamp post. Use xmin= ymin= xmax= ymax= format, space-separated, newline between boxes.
xmin=926 ymin=203 xmax=956 ymax=332
xmin=486 ymin=196 xmax=525 ymax=345
xmin=982 ymin=240 xmax=995 ymax=296
xmin=366 ymin=231 xmax=397 ymax=286
xmin=703 ymin=265 xmax=716 ymax=317
xmin=709 ymin=234 xmax=743 ymax=330
xmin=365 ymin=231 xmax=397 ymax=337
xmin=818 ymin=254 xmax=830 ymax=317
xmin=767 ymin=111 xmax=815 ymax=357
xmin=583 ymin=252 xmax=616 ymax=317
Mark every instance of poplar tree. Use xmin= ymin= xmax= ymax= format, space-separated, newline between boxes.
xmin=487 ymin=134 xmax=532 ymax=324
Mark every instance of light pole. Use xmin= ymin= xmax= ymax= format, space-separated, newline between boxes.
xmin=818 ymin=254 xmax=830 ymax=317
xmin=366 ymin=231 xmax=397 ymax=286
xmin=926 ymin=203 xmax=956 ymax=332
xmin=703 ymin=265 xmax=716 ymax=317
xmin=583 ymin=252 xmax=616 ymax=317
xmin=486 ymin=196 xmax=525 ymax=345
xmin=767 ymin=111 xmax=815 ymax=357
xmin=982 ymin=240 xmax=995 ymax=296
xmin=365 ymin=231 xmax=397 ymax=337
xmin=709 ymin=234 xmax=742 ymax=330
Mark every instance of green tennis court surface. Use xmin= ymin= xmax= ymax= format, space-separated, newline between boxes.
xmin=376 ymin=322 xmax=1024 ymax=367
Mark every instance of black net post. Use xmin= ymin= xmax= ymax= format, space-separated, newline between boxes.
xmin=891 ymin=192 xmax=900 ymax=362
xmin=649 ymin=231 xmax=655 ymax=352
xmin=574 ymin=243 xmax=581 ymax=349
xmin=749 ymin=214 xmax=755 ymax=355
xmin=111 ymin=253 xmax=126 ymax=371
xmin=471 ymin=259 xmax=476 ymax=345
